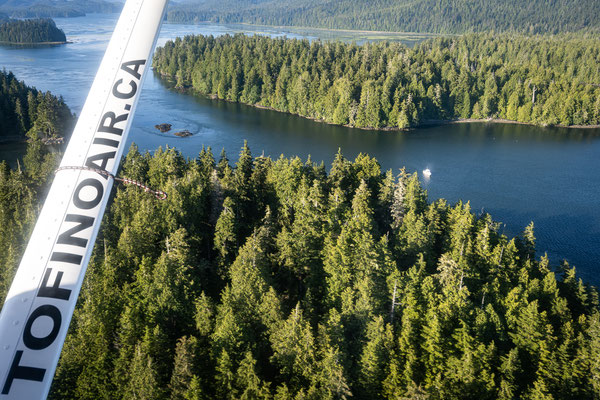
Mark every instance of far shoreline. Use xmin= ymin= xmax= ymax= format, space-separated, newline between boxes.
xmin=0 ymin=40 xmax=69 ymax=46
xmin=419 ymin=118 xmax=600 ymax=130
xmin=165 ymin=19 xmax=441 ymax=39
xmin=177 ymin=83 xmax=600 ymax=132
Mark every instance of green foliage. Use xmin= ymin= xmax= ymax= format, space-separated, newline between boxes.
xmin=0 ymin=18 xmax=66 ymax=43
xmin=154 ymin=33 xmax=600 ymax=129
xmin=0 ymin=75 xmax=70 ymax=304
xmin=166 ymin=0 xmax=600 ymax=35
xmin=0 ymin=0 xmax=122 ymax=18
xmin=0 ymin=70 xmax=74 ymax=139
xmin=1 ymin=136 xmax=598 ymax=399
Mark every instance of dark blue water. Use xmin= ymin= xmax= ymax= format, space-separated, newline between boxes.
xmin=1 ymin=14 xmax=599 ymax=284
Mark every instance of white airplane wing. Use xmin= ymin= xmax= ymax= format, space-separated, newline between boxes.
xmin=0 ymin=0 xmax=169 ymax=398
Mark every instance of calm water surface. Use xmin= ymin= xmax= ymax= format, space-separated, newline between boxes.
xmin=1 ymin=14 xmax=599 ymax=284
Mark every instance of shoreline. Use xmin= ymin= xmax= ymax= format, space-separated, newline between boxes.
xmin=0 ymin=40 xmax=69 ymax=46
xmin=226 ymin=22 xmax=436 ymax=38
xmin=164 ymin=19 xmax=441 ymax=38
xmin=419 ymin=118 xmax=600 ymax=130
xmin=173 ymin=83 xmax=600 ymax=132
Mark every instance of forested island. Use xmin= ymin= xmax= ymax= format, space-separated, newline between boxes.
xmin=0 ymin=70 xmax=73 ymax=141
xmin=0 ymin=18 xmax=66 ymax=44
xmin=153 ymin=33 xmax=600 ymax=130
xmin=0 ymin=0 xmax=122 ymax=18
xmin=166 ymin=0 xmax=600 ymax=34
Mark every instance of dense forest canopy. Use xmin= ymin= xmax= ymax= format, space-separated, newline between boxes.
xmin=0 ymin=18 xmax=66 ymax=43
xmin=1 ymin=75 xmax=599 ymax=397
xmin=0 ymin=2 xmax=599 ymax=394
xmin=0 ymin=136 xmax=596 ymax=399
xmin=167 ymin=0 xmax=600 ymax=34
xmin=0 ymin=0 xmax=122 ymax=18
xmin=153 ymin=33 xmax=600 ymax=129
xmin=0 ymin=70 xmax=73 ymax=140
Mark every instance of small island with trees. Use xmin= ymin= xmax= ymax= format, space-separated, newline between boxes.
xmin=0 ymin=18 xmax=67 ymax=45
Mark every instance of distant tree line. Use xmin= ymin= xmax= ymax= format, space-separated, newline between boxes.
xmin=0 ymin=18 xmax=66 ymax=43
xmin=8 ymin=7 xmax=85 ymax=18
xmin=166 ymin=0 xmax=600 ymax=35
xmin=153 ymin=33 xmax=600 ymax=129
xmin=0 ymin=0 xmax=122 ymax=19
xmin=0 ymin=140 xmax=589 ymax=399
xmin=0 ymin=70 xmax=73 ymax=140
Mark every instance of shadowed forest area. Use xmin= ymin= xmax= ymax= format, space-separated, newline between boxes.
xmin=0 ymin=71 xmax=73 ymax=141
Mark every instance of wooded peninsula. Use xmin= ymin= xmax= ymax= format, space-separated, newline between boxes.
xmin=153 ymin=33 xmax=600 ymax=130
xmin=1 ymin=0 xmax=600 ymax=391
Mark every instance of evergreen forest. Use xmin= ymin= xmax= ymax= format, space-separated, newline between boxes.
xmin=0 ymin=18 xmax=66 ymax=44
xmin=0 ymin=138 xmax=596 ymax=399
xmin=1 ymin=3 xmax=600 ymax=394
xmin=0 ymin=0 xmax=122 ymax=19
xmin=0 ymin=70 xmax=73 ymax=140
xmin=153 ymin=34 xmax=600 ymax=129
xmin=166 ymin=0 xmax=600 ymax=35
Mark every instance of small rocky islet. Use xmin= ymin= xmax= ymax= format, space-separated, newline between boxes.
xmin=154 ymin=123 xmax=192 ymax=137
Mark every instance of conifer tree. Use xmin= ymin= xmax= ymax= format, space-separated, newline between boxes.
xmin=214 ymin=196 xmax=239 ymax=277
xmin=169 ymin=336 xmax=202 ymax=400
